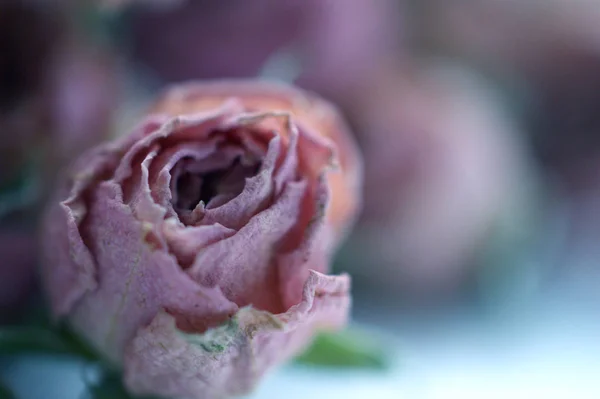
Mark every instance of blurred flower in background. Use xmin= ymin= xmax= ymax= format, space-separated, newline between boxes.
xmin=45 ymin=40 xmax=116 ymax=172
xmin=0 ymin=0 xmax=118 ymax=320
xmin=129 ymin=0 xmax=402 ymax=103
xmin=0 ymin=0 xmax=62 ymax=188
xmin=0 ymin=0 xmax=63 ymax=319
xmin=416 ymin=0 xmax=600 ymax=173
xmin=341 ymin=60 xmax=538 ymax=301
xmin=415 ymin=0 xmax=600 ymax=295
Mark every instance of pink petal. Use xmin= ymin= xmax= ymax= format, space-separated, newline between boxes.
xmin=66 ymin=182 xmax=238 ymax=361
xmin=200 ymin=134 xmax=280 ymax=229
xmin=123 ymin=271 xmax=350 ymax=399
xmin=162 ymin=219 xmax=236 ymax=268
xmin=187 ymin=179 xmax=308 ymax=314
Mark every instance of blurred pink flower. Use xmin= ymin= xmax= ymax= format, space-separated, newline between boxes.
xmin=0 ymin=1 xmax=117 ymax=317
xmin=0 ymin=0 xmax=61 ymax=317
xmin=0 ymin=0 xmax=62 ymax=182
xmin=418 ymin=3 xmax=600 ymax=285
xmin=420 ymin=0 xmax=600 ymax=74
xmin=419 ymin=0 xmax=600 ymax=178
xmin=130 ymin=0 xmax=401 ymax=100
xmin=41 ymin=81 xmax=361 ymax=398
xmin=45 ymin=41 xmax=117 ymax=170
xmin=348 ymin=62 xmax=534 ymax=299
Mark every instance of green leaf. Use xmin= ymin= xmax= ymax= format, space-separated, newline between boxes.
xmin=0 ymin=326 xmax=96 ymax=361
xmin=294 ymin=328 xmax=391 ymax=370
xmin=0 ymin=380 xmax=16 ymax=399
xmin=0 ymin=327 xmax=73 ymax=357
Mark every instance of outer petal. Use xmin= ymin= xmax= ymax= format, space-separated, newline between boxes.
xmin=276 ymin=174 xmax=331 ymax=309
xmin=123 ymin=271 xmax=350 ymax=399
xmin=150 ymin=80 xmax=363 ymax=240
xmin=67 ymin=182 xmax=238 ymax=361
xmin=41 ymin=117 xmax=166 ymax=317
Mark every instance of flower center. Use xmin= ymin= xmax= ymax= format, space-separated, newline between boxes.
xmin=173 ymin=156 xmax=261 ymax=215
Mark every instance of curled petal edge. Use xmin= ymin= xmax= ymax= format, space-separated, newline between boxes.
xmin=123 ymin=270 xmax=350 ymax=399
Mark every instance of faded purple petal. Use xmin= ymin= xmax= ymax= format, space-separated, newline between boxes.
xmin=124 ymin=271 xmax=350 ymax=399
xmin=67 ymin=181 xmax=238 ymax=361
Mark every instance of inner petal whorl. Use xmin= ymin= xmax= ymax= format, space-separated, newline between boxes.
xmin=171 ymin=150 xmax=262 ymax=222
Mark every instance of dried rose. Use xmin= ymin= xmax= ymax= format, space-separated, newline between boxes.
xmin=41 ymin=81 xmax=361 ymax=399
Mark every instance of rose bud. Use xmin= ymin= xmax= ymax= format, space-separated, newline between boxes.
xmin=41 ymin=81 xmax=361 ymax=399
